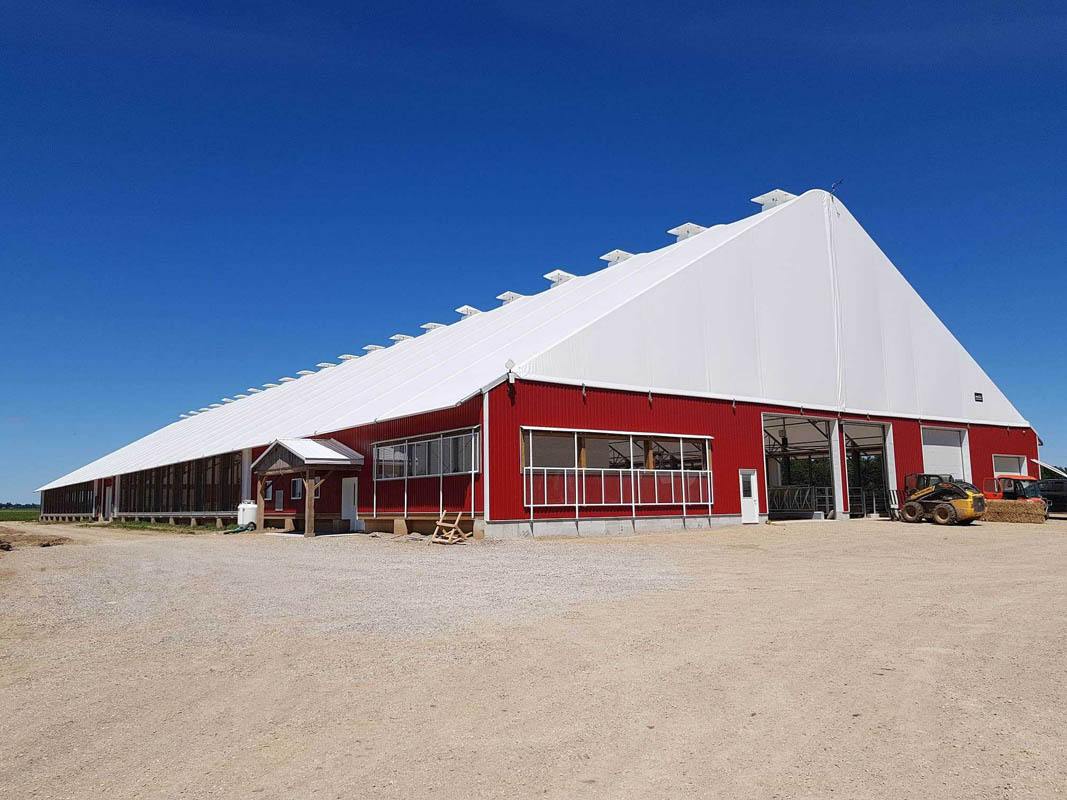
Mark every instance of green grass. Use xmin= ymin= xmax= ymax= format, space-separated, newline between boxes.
xmin=0 ymin=509 xmax=40 ymax=522
xmin=81 ymin=520 xmax=215 ymax=534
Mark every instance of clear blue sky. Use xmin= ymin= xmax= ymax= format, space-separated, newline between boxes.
xmin=2 ymin=1 xmax=1065 ymax=503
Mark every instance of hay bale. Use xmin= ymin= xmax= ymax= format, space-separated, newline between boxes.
xmin=982 ymin=499 xmax=1046 ymax=524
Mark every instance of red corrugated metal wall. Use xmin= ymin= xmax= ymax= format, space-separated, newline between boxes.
xmin=488 ymin=381 xmax=768 ymax=521
xmin=485 ymin=380 xmax=1038 ymax=523
xmin=319 ymin=396 xmax=483 ymax=516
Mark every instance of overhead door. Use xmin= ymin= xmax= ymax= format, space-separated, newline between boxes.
xmin=922 ymin=428 xmax=967 ymax=480
xmin=993 ymin=455 xmax=1026 ymax=477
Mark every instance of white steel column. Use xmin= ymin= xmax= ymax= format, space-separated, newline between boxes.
xmin=884 ymin=424 xmax=898 ymax=493
xmin=241 ymin=448 xmax=252 ymax=501
xmin=482 ymin=392 xmax=490 ymax=522
xmin=830 ymin=419 xmax=846 ymax=518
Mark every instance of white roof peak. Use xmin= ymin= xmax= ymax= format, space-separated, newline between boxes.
xmin=455 ymin=305 xmax=481 ymax=317
xmin=496 ymin=290 xmax=524 ymax=304
xmin=750 ymin=189 xmax=797 ymax=212
xmin=543 ymin=269 xmax=576 ymax=287
xmin=666 ymin=223 xmax=707 ymax=242
xmin=420 ymin=322 xmax=446 ymax=331
xmin=599 ymin=249 xmax=634 ymax=265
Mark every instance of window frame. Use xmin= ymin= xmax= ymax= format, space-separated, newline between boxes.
xmin=373 ymin=427 xmax=481 ymax=482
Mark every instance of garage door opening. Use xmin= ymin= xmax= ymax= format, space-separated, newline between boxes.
xmin=763 ymin=415 xmax=835 ymax=519
xmin=843 ymin=422 xmax=890 ymax=517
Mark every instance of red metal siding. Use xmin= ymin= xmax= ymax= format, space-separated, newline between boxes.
xmin=488 ymin=380 xmax=767 ymax=521
xmin=485 ymin=381 xmax=1038 ymax=523
xmin=315 ymin=396 xmax=483 ymax=517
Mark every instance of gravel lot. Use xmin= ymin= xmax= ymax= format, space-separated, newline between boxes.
xmin=2 ymin=518 xmax=1066 ymax=799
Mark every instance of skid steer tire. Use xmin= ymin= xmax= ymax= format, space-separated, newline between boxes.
xmin=932 ymin=503 xmax=957 ymax=526
xmin=957 ymin=518 xmax=975 ymax=525
xmin=900 ymin=501 xmax=925 ymax=523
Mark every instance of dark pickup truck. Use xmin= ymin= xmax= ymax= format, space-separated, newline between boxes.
xmin=1038 ymin=479 xmax=1067 ymax=513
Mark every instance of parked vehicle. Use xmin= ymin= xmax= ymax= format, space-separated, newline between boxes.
xmin=899 ymin=473 xmax=986 ymax=525
xmin=983 ymin=475 xmax=1048 ymax=517
xmin=1037 ymin=479 xmax=1067 ymax=513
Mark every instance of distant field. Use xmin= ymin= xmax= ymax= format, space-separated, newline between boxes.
xmin=0 ymin=509 xmax=40 ymax=521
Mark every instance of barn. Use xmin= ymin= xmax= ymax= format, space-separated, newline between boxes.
xmin=37 ymin=189 xmax=1041 ymax=536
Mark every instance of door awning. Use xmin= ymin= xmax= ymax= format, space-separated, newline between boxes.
xmin=1032 ymin=458 xmax=1067 ymax=478
xmin=251 ymin=438 xmax=365 ymax=475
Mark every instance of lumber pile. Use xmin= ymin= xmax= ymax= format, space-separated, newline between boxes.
xmin=982 ymin=500 xmax=1046 ymax=524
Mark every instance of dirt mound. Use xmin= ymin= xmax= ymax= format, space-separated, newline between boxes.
xmin=0 ymin=526 xmax=73 ymax=551
xmin=983 ymin=499 xmax=1046 ymax=524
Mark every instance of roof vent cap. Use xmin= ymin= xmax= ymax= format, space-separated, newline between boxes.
xmin=221 ymin=398 xmax=235 ymax=403
xmin=234 ymin=394 xmax=248 ymax=399
xmin=666 ymin=223 xmax=707 ymax=242
xmin=455 ymin=305 xmax=481 ymax=317
xmin=209 ymin=403 xmax=223 ymax=408
xmin=390 ymin=334 xmax=414 ymax=342
xmin=420 ymin=322 xmax=446 ymax=331
xmin=543 ymin=269 xmax=576 ymax=287
xmin=496 ymin=291 xmax=524 ymax=304
xmin=316 ymin=362 xmax=336 ymax=369
xmin=362 ymin=344 xmax=385 ymax=351
xmin=337 ymin=354 xmax=359 ymax=360
xmin=278 ymin=377 xmax=296 ymax=383
xmin=247 ymin=387 xmax=262 ymax=393
xmin=599 ymin=249 xmax=634 ymax=265
xmin=750 ymin=189 xmax=797 ymax=212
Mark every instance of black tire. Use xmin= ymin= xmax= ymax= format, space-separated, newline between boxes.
xmin=957 ymin=518 xmax=975 ymax=526
xmin=901 ymin=501 xmax=925 ymax=523
xmin=932 ymin=503 xmax=957 ymax=525
xmin=247 ymin=521 xmax=257 ymax=531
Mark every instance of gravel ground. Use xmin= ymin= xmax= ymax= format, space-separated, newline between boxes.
xmin=2 ymin=518 xmax=1066 ymax=799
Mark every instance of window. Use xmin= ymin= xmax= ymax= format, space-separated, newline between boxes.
xmin=291 ymin=478 xmax=303 ymax=499
xmin=265 ymin=481 xmax=273 ymax=500
xmin=974 ymin=392 xmax=984 ymax=402
xmin=374 ymin=430 xmax=480 ymax=481
xmin=524 ymin=430 xmax=709 ymax=472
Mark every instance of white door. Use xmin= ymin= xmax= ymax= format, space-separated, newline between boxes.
xmin=739 ymin=469 xmax=759 ymax=524
xmin=341 ymin=477 xmax=359 ymax=530
xmin=922 ymin=428 xmax=966 ymax=479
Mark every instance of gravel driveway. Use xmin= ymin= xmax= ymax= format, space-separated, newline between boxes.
xmin=2 ymin=518 xmax=1066 ymax=799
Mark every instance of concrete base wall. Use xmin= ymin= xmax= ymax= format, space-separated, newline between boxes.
xmin=485 ymin=514 xmax=764 ymax=539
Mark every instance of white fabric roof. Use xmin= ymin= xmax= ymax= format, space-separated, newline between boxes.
xmin=39 ymin=189 xmax=1028 ymax=491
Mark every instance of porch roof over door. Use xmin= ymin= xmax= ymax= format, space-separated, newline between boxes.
xmin=251 ymin=438 xmax=365 ymax=475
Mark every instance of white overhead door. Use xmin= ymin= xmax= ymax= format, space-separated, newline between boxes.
xmin=993 ymin=455 xmax=1025 ymax=477
xmin=922 ymin=428 xmax=966 ymax=480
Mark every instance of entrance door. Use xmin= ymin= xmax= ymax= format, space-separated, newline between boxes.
xmin=739 ymin=469 xmax=759 ymax=523
xmin=341 ymin=476 xmax=359 ymax=530
xmin=104 ymin=486 xmax=113 ymax=519
xmin=274 ymin=489 xmax=284 ymax=512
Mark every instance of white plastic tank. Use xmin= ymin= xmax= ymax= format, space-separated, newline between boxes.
xmin=237 ymin=502 xmax=258 ymax=527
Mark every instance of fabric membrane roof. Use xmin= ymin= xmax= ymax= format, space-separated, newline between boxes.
xmin=39 ymin=189 xmax=1029 ymax=491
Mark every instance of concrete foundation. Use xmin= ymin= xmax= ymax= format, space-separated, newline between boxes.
xmin=484 ymin=514 xmax=760 ymax=539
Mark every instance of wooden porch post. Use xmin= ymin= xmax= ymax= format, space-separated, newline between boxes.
xmin=255 ymin=475 xmax=265 ymax=531
xmin=304 ymin=471 xmax=316 ymax=538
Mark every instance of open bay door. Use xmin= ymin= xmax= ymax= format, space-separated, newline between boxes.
xmin=922 ymin=428 xmax=968 ymax=481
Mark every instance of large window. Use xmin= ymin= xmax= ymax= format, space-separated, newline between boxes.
xmin=524 ymin=431 xmax=709 ymax=471
xmin=521 ymin=428 xmax=713 ymax=510
xmin=374 ymin=429 xmax=480 ymax=481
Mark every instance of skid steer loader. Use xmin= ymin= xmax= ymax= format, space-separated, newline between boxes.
xmin=898 ymin=473 xmax=986 ymax=525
